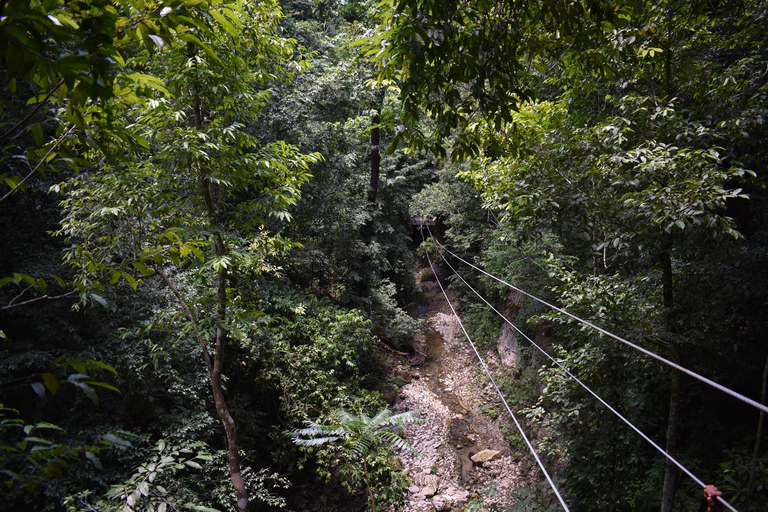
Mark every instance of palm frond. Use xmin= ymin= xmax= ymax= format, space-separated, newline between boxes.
xmin=378 ymin=430 xmax=420 ymax=456
xmin=286 ymin=407 xmax=425 ymax=457
xmin=384 ymin=409 xmax=423 ymax=427
xmin=292 ymin=435 xmax=340 ymax=447
xmin=369 ymin=407 xmax=393 ymax=428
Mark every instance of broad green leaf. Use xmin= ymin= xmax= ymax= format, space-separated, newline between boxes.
xmin=86 ymin=359 xmax=118 ymax=375
xmin=35 ymin=421 xmax=65 ymax=431
xmin=30 ymin=124 xmax=44 ymax=148
xmin=102 ymin=433 xmax=133 ymax=447
xmin=210 ymin=9 xmax=238 ymax=36
xmin=85 ymin=381 xmax=121 ymax=394
xmin=85 ymin=450 xmax=103 ymax=470
xmin=73 ymin=381 xmax=99 ymax=406
xmin=5 ymin=176 xmax=24 ymax=191
xmin=89 ymin=293 xmax=108 ymax=308
xmin=42 ymin=373 xmax=59 ymax=395
xmin=185 ymin=504 xmax=219 ymax=512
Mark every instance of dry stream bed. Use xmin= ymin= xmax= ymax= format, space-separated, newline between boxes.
xmin=391 ymin=275 xmax=534 ymax=511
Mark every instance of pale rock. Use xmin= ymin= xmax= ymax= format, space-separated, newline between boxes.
xmin=417 ymin=486 xmax=437 ymax=500
xmin=471 ymin=449 xmax=501 ymax=464
xmin=432 ymin=495 xmax=451 ymax=511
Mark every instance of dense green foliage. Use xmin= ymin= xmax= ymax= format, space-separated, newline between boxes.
xmin=408 ymin=0 xmax=768 ymax=509
xmin=2 ymin=0 xmax=767 ymax=510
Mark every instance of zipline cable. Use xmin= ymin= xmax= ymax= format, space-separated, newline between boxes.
xmin=430 ymin=238 xmax=738 ymax=512
xmin=420 ymin=228 xmax=571 ymax=512
xmin=430 ymin=235 xmax=768 ymax=416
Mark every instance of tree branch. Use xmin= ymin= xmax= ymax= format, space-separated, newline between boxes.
xmin=0 ymin=79 xmax=65 ymax=142
xmin=1 ymin=288 xmax=79 ymax=310
xmin=0 ymin=123 xmax=77 ymax=204
xmin=155 ymin=267 xmax=213 ymax=374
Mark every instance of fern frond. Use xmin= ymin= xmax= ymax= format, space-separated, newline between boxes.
xmin=349 ymin=435 xmax=376 ymax=458
xmin=378 ymin=430 xmax=420 ymax=456
xmin=385 ymin=409 xmax=423 ymax=427
xmin=292 ymin=435 xmax=340 ymax=447
xmin=336 ymin=410 xmax=356 ymax=424
xmin=369 ymin=407 xmax=392 ymax=428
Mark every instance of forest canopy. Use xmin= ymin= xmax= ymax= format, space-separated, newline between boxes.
xmin=1 ymin=0 xmax=766 ymax=511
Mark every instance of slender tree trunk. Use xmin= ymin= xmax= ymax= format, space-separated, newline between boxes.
xmin=661 ymin=363 xmax=682 ymax=512
xmin=660 ymin=5 xmax=678 ymax=505
xmin=368 ymin=87 xmax=384 ymax=205
xmin=189 ymin=41 xmax=249 ymax=512
xmin=660 ymin=230 xmax=680 ymax=512
xmin=745 ymin=353 xmax=768 ymax=511
xmin=201 ymin=170 xmax=249 ymax=512
xmin=210 ymin=262 xmax=249 ymax=512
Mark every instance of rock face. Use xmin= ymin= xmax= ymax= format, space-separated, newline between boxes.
xmin=497 ymin=291 xmax=522 ymax=366
xmin=471 ymin=449 xmax=501 ymax=464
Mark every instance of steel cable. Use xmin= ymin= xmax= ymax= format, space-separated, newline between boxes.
xmin=429 ymin=234 xmax=768 ymax=417
xmin=420 ymin=228 xmax=571 ymax=511
xmin=430 ymin=237 xmax=738 ymax=512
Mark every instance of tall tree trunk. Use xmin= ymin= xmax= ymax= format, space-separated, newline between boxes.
xmin=660 ymin=230 xmax=680 ymax=512
xmin=367 ymin=87 xmax=384 ymax=204
xmin=189 ymin=41 xmax=250 ymax=512
xmin=661 ymin=363 xmax=682 ymax=512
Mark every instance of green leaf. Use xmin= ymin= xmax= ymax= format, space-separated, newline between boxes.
xmin=184 ymin=460 xmax=202 ymax=469
xmin=209 ymin=8 xmax=238 ymax=36
xmin=185 ymin=504 xmax=220 ymax=512
xmin=44 ymin=462 xmax=63 ymax=479
xmin=35 ymin=421 xmax=65 ymax=431
xmin=42 ymin=373 xmax=59 ymax=395
xmin=102 ymin=433 xmax=133 ymax=448
xmin=71 ymin=381 xmax=99 ymax=406
xmin=30 ymin=124 xmax=44 ymax=148
xmin=85 ymin=450 xmax=103 ymax=470
xmin=89 ymin=293 xmax=108 ymax=308
xmin=86 ymin=359 xmax=118 ymax=375
xmin=85 ymin=381 xmax=121 ymax=394
xmin=126 ymin=73 xmax=171 ymax=96
xmin=5 ymin=175 xmax=24 ymax=191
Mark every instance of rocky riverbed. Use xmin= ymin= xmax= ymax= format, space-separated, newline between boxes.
xmin=392 ymin=275 xmax=531 ymax=511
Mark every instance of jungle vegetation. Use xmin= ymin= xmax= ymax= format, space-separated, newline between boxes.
xmin=1 ymin=0 xmax=766 ymax=511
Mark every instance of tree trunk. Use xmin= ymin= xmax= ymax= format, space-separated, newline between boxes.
xmin=660 ymin=230 xmax=680 ymax=512
xmin=202 ymin=181 xmax=249 ymax=512
xmin=362 ymin=457 xmax=377 ymax=512
xmin=210 ymin=264 xmax=249 ymax=512
xmin=190 ymin=40 xmax=249 ymax=512
xmin=661 ymin=363 xmax=682 ymax=512
xmin=368 ymin=88 xmax=384 ymax=204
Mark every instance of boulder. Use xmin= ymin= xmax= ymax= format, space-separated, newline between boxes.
xmin=432 ymin=495 xmax=452 ymax=511
xmin=471 ymin=449 xmax=501 ymax=464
